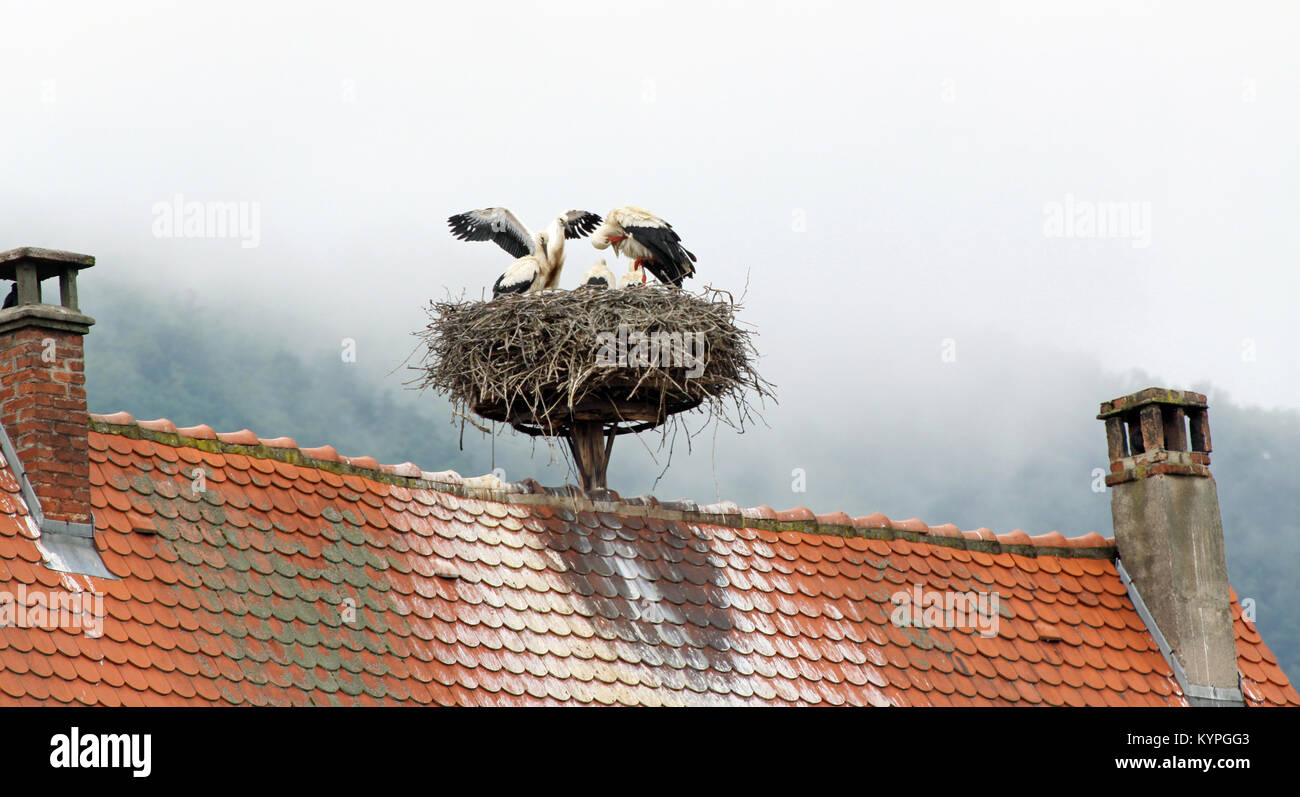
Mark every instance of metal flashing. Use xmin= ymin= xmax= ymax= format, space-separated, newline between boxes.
xmin=1117 ymin=557 xmax=1243 ymax=706
xmin=0 ymin=418 xmax=110 ymax=578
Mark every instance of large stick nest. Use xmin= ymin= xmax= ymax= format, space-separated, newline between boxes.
xmin=413 ymin=285 xmax=774 ymax=437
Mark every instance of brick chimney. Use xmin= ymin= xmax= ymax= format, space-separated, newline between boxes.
xmin=0 ymin=247 xmax=96 ymax=530
xmin=1098 ymin=387 xmax=1242 ymax=706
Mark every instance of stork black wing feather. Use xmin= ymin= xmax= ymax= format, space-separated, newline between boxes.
xmin=563 ymin=211 xmax=602 ymax=240
xmin=447 ymin=210 xmax=533 ymax=259
xmin=625 ymin=223 xmax=697 ymax=286
xmin=492 ymin=271 xmax=533 ymax=298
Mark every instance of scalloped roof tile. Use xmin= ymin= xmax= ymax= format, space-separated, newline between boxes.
xmin=0 ymin=413 xmax=1293 ymax=706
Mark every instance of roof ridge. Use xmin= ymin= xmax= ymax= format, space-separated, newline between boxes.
xmin=87 ymin=411 xmax=1117 ymax=557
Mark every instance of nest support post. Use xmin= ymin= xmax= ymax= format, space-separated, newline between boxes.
xmin=498 ymin=405 xmax=672 ymax=491
xmin=566 ymin=420 xmax=616 ymax=491
xmin=491 ymin=394 xmax=694 ymax=491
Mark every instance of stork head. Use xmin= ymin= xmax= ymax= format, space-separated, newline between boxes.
xmin=594 ymin=220 xmax=627 ymax=254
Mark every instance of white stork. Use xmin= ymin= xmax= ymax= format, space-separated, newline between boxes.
xmin=447 ymin=207 xmax=602 ymax=296
xmin=591 ymin=206 xmax=697 ymax=287
xmin=491 ymin=249 xmax=544 ymax=297
xmin=579 ymin=259 xmax=616 ymax=289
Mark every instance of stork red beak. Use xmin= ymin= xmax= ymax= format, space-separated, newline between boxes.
xmin=609 ymin=235 xmax=627 ymax=244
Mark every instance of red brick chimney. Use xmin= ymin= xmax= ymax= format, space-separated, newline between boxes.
xmin=0 ymin=247 xmax=96 ymax=530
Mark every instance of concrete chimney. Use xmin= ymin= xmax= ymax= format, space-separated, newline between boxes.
xmin=0 ymin=247 xmax=96 ymax=530
xmin=1098 ymin=387 xmax=1242 ymax=705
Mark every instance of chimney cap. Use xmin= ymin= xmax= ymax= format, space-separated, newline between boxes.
xmin=0 ymin=247 xmax=95 ymax=281
xmin=1097 ymin=387 xmax=1207 ymax=419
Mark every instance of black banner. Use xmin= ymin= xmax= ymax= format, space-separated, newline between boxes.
xmin=2 ymin=706 xmax=1291 ymax=785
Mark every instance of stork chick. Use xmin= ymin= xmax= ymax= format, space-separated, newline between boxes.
xmin=617 ymin=261 xmax=648 ymax=289
xmin=579 ymin=259 xmax=616 ymax=289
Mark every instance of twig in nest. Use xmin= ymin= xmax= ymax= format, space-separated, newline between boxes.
xmin=410 ymin=284 xmax=777 ymax=484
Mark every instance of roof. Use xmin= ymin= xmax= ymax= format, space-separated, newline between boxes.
xmin=0 ymin=412 xmax=1295 ymax=707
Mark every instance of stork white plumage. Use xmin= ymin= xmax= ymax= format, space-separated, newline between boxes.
xmin=579 ymin=259 xmax=616 ymax=289
xmin=538 ymin=216 xmax=569 ymax=290
xmin=592 ymin=206 xmax=697 ymax=287
xmin=491 ymin=254 xmax=543 ymax=297
xmin=447 ymin=207 xmax=602 ymax=296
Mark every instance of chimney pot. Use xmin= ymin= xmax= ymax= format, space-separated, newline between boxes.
xmin=0 ymin=246 xmax=93 ymax=311
xmin=1097 ymin=387 xmax=1210 ymax=481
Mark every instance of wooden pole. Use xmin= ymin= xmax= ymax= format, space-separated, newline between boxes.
xmin=567 ymin=420 xmax=614 ymax=490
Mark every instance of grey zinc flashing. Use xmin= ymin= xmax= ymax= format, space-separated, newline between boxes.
xmin=1117 ymin=557 xmax=1243 ymax=707
xmin=0 ymin=417 xmax=114 ymax=579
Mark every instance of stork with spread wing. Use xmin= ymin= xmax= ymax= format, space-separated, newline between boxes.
xmin=448 ymin=207 xmax=601 ymax=297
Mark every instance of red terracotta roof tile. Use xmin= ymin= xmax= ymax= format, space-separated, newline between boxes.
xmin=91 ymin=411 xmax=135 ymax=425
xmin=0 ymin=419 xmax=1290 ymax=707
xmin=258 ymin=436 xmax=297 ymax=449
xmin=216 ymin=429 xmax=259 ymax=446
